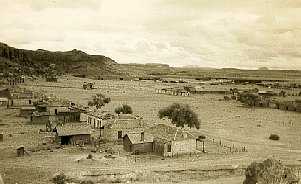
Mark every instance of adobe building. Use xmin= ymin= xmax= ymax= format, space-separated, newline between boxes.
xmin=102 ymin=114 xmax=145 ymax=142
xmin=7 ymin=88 xmax=36 ymax=108
xmin=19 ymin=106 xmax=36 ymax=118
xmin=0 ymin=97 xmax=8 ymax=109
xmin=148 ymin=124 xmax=197 ymax=157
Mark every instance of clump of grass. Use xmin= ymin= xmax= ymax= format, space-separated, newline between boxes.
xmin=87 ymin=154 xmax=93 ymax=159
xmin=269 ymin=134 xmax=280 ymax=141
xmin=52 ymin=173 xmax=66 ymax=184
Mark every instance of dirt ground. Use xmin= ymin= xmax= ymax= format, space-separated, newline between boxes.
xmin=1 ymin=76 xmax=301 ymax=184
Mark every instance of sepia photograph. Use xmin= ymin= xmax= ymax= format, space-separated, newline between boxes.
xmin=0 ymin=0 xmax=301 ymax=183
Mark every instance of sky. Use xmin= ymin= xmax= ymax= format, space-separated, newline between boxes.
xmin=0 ymin=0 xmax=301 ymax=69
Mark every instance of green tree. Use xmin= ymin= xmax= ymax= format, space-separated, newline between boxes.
xmin=115 ymin=104 xmax=133 ymax=114
xmin=88 ymin=93 xmax=111 ymax=109
xmin=158 ymin=103 xmax=200 ymax=129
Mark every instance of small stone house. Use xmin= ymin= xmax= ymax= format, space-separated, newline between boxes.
xmin=148 ymin=124 xmax=197 ymax=157
xmin=102 ymin=114 xmax=145 ymax=142
xmin=123 ymin=132 xmax=154 ymax=153
xmin=35 ymin=101 xmax=70 ymax=115
xmin=7 ymin=89 xmax=35 ymax=108
xmin=0 ymin=97 xmax=8 ymax=108
xmin=82 ymin=111 xmax=115 ymax=137
xmin=19 ymin=106 xmax=36 ymax=118
xmin=55 ymin=125 xmax=91 ymax=146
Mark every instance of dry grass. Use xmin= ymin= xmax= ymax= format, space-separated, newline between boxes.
xmin=1 ymin=76 xmax=301 ymax=183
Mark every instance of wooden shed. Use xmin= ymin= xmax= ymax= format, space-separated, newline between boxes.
xmin=123 ymin=132 xmax=154 ymax=153
xmin=56 ymin=125 xmax=91 ymax=146
xmin=17 ymin=146 xmax=25 ymax=157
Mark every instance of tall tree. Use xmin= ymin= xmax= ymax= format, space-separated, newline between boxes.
xmin=158 ymin=103 xmax=200 ymax=129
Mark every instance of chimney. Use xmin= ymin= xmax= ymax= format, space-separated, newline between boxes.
xmin=141 ymin=132 xmax=144 ymax=142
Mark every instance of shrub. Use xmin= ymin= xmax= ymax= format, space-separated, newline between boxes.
xmin=87 ymin=154 xmax=93 ymax=159
xmin=244 ymin=159 xmax=299 ymax=184
xmin=269 ymin=134 xmax=280 ymax=140
xmin=115 ymin=104 xmax=133 ymax=114
xmin=88 ymin=93 xmax=111 ymax=109
xmin=52 ymin=173 xmax=66 ymax=184
xmin=198 ymin=135 xmax=206 ymax=140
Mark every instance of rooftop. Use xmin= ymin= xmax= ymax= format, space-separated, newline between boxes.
xmin=125 ymin=132 xmax=154 ymax=144
xmin=147 ymin=124 xmax=196 ymax=143
xmin=56 ymin=124 xmax=92 ymax=136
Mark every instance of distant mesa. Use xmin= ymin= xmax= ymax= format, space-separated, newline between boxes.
xmin=258 ymin=67 xmax=269 ymax=70
xmin=221 ymin=68 xmax=241 ymax=71
xmin=145 ymin=63 xmax=170 ymax=67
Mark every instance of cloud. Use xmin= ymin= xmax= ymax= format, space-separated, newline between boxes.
xmin=0 ymin=0 xmax=300 ymax=69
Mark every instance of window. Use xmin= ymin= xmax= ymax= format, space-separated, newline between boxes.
xmin=29 ymin=100 xmax=31 ymax=104
xmin=167 ymin=144 xmax=171 ymax=152
xmin=118 ymin=131 xmax=122 ymax=139
xmin=55 ymin=109 xmax=58 ymax=115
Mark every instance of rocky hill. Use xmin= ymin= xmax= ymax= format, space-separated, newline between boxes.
xmin=0 ymin=42 xmax=124 ymax=78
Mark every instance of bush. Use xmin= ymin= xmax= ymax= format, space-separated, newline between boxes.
xmin=115 ymin=104 xmax=133 ymax=114
xmin=244 ymin=159 xmax=299 ymax=184
xmin=52 ymin=173 xmax=66 ymax=184
xmin=87 ymin=154 xmax=93 ymax=159
xmin=88 ymin=93 xmax=111 ymax=109
xmin=269 ymin=134 xmax=280 ymax=140
xmin=198 ymin=135 xmax=206 ymax=140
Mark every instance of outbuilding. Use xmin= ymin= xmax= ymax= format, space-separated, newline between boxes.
xmin=123 ymin=132 xmax=154 ymax=153
xmin=148 ymin=124 xmax=197 ymax=157
xmin=56 ymin=125 xmax=91 ymax=146
xmin=0 ymin=97 xmax=8 ymax=108
xmin=19 ymin=106 xmax=36 ymax=117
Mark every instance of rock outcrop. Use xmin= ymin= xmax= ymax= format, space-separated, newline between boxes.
xmin=0 ymin=42 xmax=122 ymax=78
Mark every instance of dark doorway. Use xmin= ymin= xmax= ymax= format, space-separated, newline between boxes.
xmin=167 ymin=144 xmax=172 ymax=152
xmin=118 ymin=131 xmax=122 ymax=139
xmin=61 ymin=136 xmax=71 ymax=145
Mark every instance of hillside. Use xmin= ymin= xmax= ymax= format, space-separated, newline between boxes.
xmin=0 ymin=42 xmax=124 ymax=78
